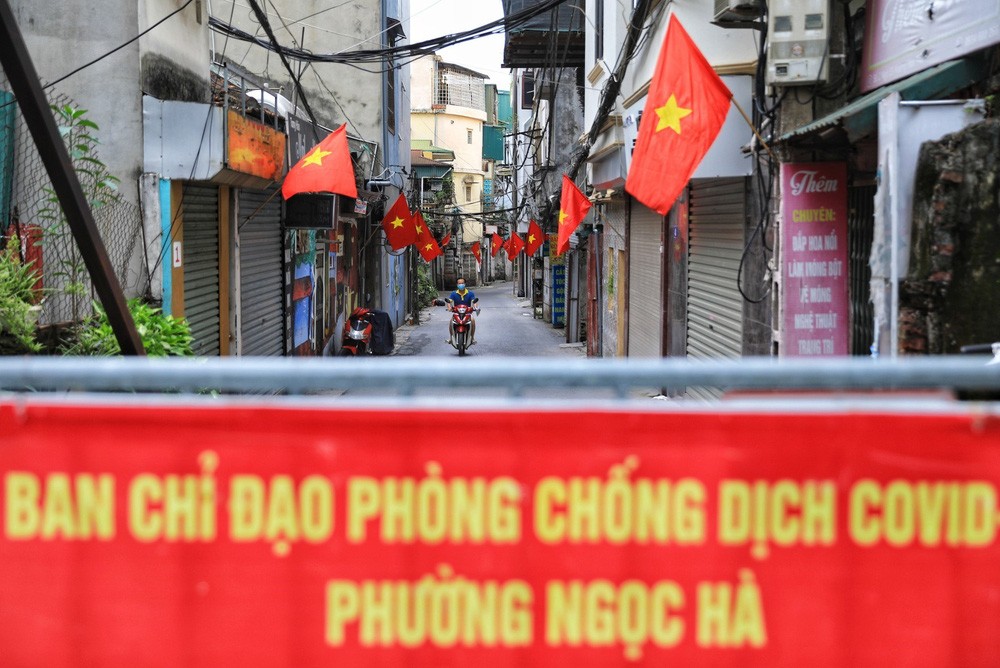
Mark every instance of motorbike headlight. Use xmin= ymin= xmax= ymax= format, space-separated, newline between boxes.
xmin=348 ymin=329 xmax=366 ymax=340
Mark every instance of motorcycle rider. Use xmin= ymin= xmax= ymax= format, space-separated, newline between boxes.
xmin=446 ymin=277 xmax=478 ymax=345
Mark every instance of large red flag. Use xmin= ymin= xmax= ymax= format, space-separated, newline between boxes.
xmin=413 ymin=212 xmax=442 ymax=262
xmin=491 ymin=234 xmax=504 ymax=257
xmin=281 ymin=124 xmax=358 ymax=200
xmin=506 ymin=232 xmax=525 ymax=259
xmin=625 ymin=17 xmax=732 ymax=215
xmin=525 ymin=219 xmax=545 ymax=257
xmin=470 ymin=241 xmax=482 ymax=264
xmin=416 ymin=235 xmax=442 ymax=262
xmin=413 ymin=209 xmax=434 ymax=243
xmin=381 ymin=194 xmax=417 ymax=250
xmin=556 ymin=175 xmax=592 ymax=256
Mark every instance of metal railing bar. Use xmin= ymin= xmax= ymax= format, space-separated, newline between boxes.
xmin=1 ymin=357 xmax=999 ymax=395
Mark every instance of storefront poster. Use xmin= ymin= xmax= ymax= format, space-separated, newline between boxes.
xmin=781 ymin=162 xmax=849 ymax=357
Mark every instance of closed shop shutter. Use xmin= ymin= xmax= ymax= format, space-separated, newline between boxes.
xmin=238 ymin=187 xmax=284 ymax=356
xmin=627 ymin=202 xmax=663 ymax=357
xmin=686 ymin=178 xmax=746 ymax=400
xmin=183 ymin=184 xmax=220 ymax=357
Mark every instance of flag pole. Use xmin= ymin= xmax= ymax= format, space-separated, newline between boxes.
xmin=730 ymin=97 xmax=777 ymax=162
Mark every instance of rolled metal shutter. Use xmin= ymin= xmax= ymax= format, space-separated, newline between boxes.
xmin=238 ymin=187 xmax=284 ymax=356
xmin=627 ymin=202 xmax=663 ymax=358
xmin=183 ymin=184 xmax=220 ymax=357
xmin=686 ymin=178 xmax=746 ymax=362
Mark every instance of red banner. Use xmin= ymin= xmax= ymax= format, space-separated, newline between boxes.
xmin=3 ymin=400 xmax=1000 ymax=666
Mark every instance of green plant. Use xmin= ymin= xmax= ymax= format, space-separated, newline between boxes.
xmin=415 ymin=262 xmax=437 ymax=308
xmin=0 ymin=245 xmax=43 ymax=353
xmin=62 ymin=299 xmax=194 ymax=357
xmin=37 ymin=105 xmax=120 ymax=321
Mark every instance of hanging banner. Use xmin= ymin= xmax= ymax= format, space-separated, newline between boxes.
xmin=3 ymin=400 xmax=1000 ymax=666
xmin=781 ymin=162 xmax=849 ymax=357
xmin=862 ymin=0 xmax=1000 ymax=93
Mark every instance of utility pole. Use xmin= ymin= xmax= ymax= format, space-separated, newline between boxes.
xmin=0 ymin=0 xmax=144 ymax=355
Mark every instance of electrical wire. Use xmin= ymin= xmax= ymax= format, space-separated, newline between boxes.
xmin=208 ymin=0 xmax=572 ymax=65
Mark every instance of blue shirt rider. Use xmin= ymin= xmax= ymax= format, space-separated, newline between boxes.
xmin=446 ymin=277 xmax=478 ymax=345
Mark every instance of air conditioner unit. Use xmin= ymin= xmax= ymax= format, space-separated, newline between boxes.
xmin=713 ymin=0 xmax=762 ymax=24
xmin=766 ymin=0 xmax=830 ymax=86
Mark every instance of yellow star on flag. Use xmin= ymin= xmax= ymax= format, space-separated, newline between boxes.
xmin=424 ymin=243 xmax=434 ymax=251
xmin=654 ymin=94 xmax=692 ymax=134
xmin=415 ymin=223 xmax=424 ymax=234
xmin=302 ymin=146 xmax=332 ymax=167
xmin=528 ymin=233 xmax=536 ymax=244
xmin=559 ymin=210 xmax=569 ymax=226
xmin=389 ymin=216 xmax=405 ymax=229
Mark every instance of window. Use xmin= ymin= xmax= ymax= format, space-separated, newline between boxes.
xmin=465 ymin=185 xmax=473 ymax=202
xmin=594 ymin=0 xmax=604 ymax=61
xmin=386 ymin=58 xmax=396 ymax=135
xmin=521 ymin=72 xmax=535 ymax=109
xmin=467 ymin=129 xmax=473 ymax=144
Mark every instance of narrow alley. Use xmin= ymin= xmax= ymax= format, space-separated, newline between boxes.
xmin=393 ymin=281 xmax=586 ymax=358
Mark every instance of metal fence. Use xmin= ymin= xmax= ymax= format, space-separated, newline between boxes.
xmin=2 ymin=357 xmax=999 ymax=402
xmin=0 ymin=74 xmax=145 ymax=325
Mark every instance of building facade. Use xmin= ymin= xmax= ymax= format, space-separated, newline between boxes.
xmin=410 ymin=55 xmax=488 ymax=287
xmin=3 ymin=0 xmax=410 ymax=357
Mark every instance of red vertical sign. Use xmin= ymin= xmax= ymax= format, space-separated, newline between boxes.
xmin=781 ymin=162 xmax=849 ymax=357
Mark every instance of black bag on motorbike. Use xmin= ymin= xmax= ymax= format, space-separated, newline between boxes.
xmin=369 ymin=310 xmax=395 ymax=355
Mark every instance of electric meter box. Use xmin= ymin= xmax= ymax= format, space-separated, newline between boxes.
xmin=766 ymin=0 xmax=830 ymax=86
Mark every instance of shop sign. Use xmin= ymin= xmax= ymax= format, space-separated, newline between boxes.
xmin=862 ymin=0 xmax=1000 ymax=92
xmin=781 ymin=162 xmax=849 ymax=357
xmin=227 ymin=110 xmax=285 ymax=181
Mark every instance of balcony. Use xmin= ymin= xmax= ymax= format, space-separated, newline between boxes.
xmin=501 ymin=0 xmax=585 ymax=69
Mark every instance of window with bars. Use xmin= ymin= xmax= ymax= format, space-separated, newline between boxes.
xmin=435 ymin=68 xmax=485 ymax=110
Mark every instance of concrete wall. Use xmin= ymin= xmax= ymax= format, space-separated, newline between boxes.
xmin=139 ymin=0 xmax=211 ymax=103
xmin=410 ymin=57 xmax=435 ymax=110
xmin=215 ymin=0 xmax=383 ymax=148
xmin=620 ymin=1 xmax=758 ymax=103
xmin=901 ymin=119 xmax=1000 ymax=354
xmin=529 ymin=67 xmax=582 ymax=230
xmin=10 ymin=0 xmax=153 ymax=206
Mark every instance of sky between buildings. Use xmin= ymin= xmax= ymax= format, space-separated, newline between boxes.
xmin=407 ymin=0 xmax=509 ymax=89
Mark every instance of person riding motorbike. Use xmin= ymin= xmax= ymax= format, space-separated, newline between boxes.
xmin=445 ymin=277 xmax=478 ymax=345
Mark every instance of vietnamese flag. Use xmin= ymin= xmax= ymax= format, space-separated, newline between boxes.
xmin=281 ymin=124 xmax=358 ymax=200
xmin=381 ymin=194 xmax=417 ymax=250
xmin=413 ymin=210 xmax=429 ymax=241
xmin=416 ymin=234 xmax=442 ymax=262
xmin=441 ymin=233 xmax=451 ymax=248
xmin=625 ymin=16 xmax=732 ymax=216
xmin=507 ymin=232 xmax=525 ymax=259
xmin=556 ymin=175 xmax=592 ymax=255
xmin=525 ymin=219 xmax=545 ymax=257
xmin=471 ymin=241 xmax=482 ymax=264
xmin=413 ymin=212 xmax=442 ymax=262
xmin=491 ymin=234 xmax=504 ymax=257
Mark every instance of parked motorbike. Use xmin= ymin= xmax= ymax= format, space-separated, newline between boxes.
xmin=340 ymin=307 xmax=375 ymax=356
xmin=340 ymin=307 xmax=395 ymax=356
xmin=447 ymin=299 xmax=480 ymax=356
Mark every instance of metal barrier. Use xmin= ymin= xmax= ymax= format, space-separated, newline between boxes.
xmin=1 ymin=356 xmax=999 ymax=397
